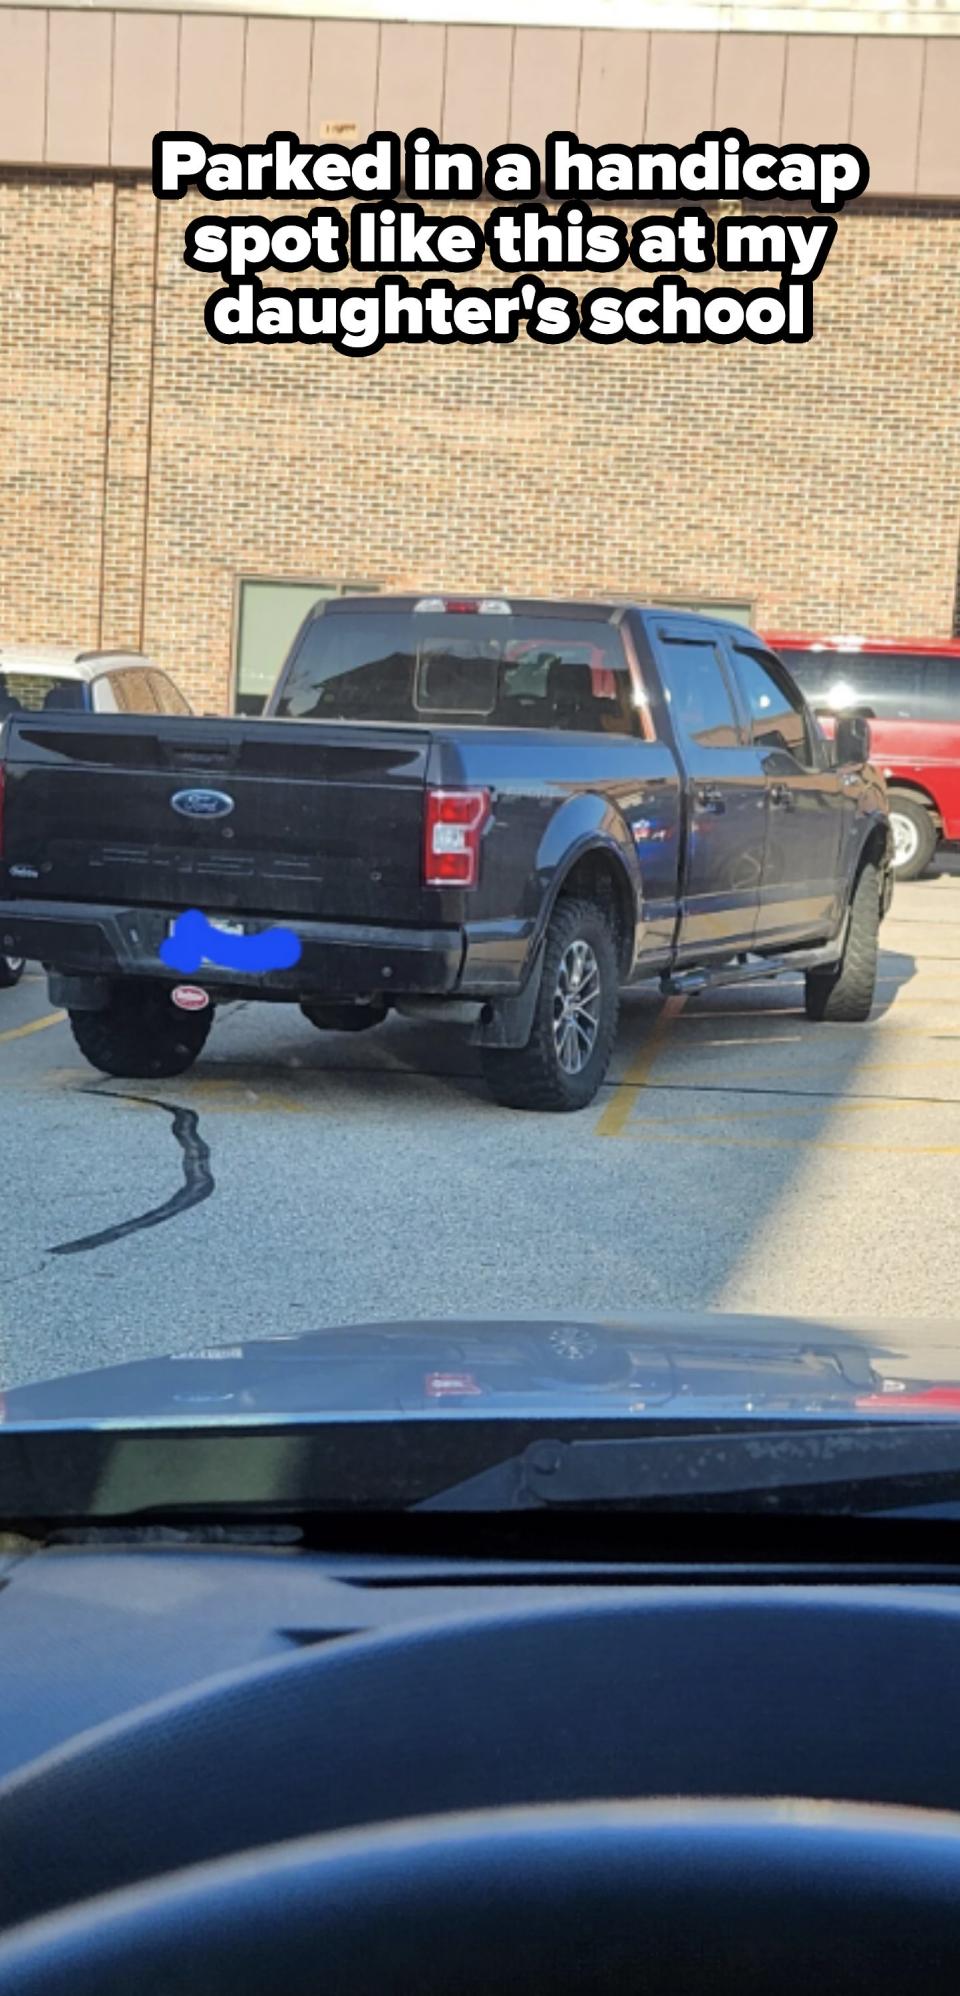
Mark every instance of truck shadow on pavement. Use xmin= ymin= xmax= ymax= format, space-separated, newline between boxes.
xmin=159 ymin=942 xmax=921 ymax=1118
xmin=23 ymin=911 xmax=958 ymax=1359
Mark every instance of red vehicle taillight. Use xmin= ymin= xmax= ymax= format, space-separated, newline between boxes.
xmin=424 ymin=788 xmax=491 ymax=888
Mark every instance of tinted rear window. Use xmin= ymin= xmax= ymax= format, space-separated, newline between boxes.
xmin=0 ymin=673 xmax=87 ymax=714
xmin=273 ymin=611 xmax=636 ymax=734
xmin=779 ymin=648 xmax=960 ymax=723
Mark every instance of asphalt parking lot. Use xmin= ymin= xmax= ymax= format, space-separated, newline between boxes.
xmin=2 ymin=859 xmax=959 ymax=1392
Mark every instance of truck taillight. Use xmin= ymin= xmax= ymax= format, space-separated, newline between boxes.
xmin=424 ymin=788 xmax=490 ymax=888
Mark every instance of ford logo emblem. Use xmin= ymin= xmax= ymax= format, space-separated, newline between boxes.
xmin=170 ymin=788 xmax=235 ymax=820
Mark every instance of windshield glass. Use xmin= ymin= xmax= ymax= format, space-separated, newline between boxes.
xmin=272 ymin=611 xmax=635 ymax=732
xmin=2 ymin=3 xmax=959 ymax=1535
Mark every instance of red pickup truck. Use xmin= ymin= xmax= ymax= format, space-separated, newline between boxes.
xmin=764 ymin=633 xmax=960 ymax=879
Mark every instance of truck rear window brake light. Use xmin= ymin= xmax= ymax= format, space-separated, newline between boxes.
xmin=424 ymin=788 xmax=491 ymax=888
xmin=413 ymin=598 xmax=512 ymax=615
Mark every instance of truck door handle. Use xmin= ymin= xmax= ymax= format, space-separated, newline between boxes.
xmin=694 ymin=785 xmax=726 ymax=815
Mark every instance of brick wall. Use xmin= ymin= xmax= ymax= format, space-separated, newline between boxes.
xmin=0 ymin=173 xmax=114 ymax=647
xmin=2 ymin=170 xmax=959 ymax=714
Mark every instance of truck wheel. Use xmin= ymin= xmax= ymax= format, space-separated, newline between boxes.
xmin=0 ymin=954 xmax=25 ymax=988
xmin=68 ymin=983 xmax=214 ymax=1078
xmin=804 ymin=860 xmax=880 ymax=1023
xmin=888 ymin=794 xmax=937 ymax=881
xmin=481 ymin=897 xmax=620 ymax=1112
xmin=300 ymin=999 xmax=387 ymax=1033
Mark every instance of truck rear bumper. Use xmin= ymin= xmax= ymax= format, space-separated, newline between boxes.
xmin=0 ymin=901 xmax=466 ymax=1002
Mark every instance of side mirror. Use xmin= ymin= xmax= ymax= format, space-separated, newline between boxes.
xmin=835 ymin=712 xmax=870 ymax=767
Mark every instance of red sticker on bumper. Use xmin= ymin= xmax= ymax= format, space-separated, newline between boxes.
xmin=171 ymin=985 xmax=211 ymax=1012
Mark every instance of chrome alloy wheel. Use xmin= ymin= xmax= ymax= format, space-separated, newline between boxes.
xmin=890 ymin=810 xmax=919 ymax=870
xmin=552 ymin=939 xmax=602 ymax=1075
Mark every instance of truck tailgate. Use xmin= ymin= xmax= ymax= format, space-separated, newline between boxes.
xmin=1 ymin=715 xmax=433 ymax=923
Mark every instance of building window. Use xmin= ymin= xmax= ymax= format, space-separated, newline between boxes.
xmin=233 ymin=577 xmax=378 ymax=715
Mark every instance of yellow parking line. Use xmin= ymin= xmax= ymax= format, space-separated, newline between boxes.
xmin=631 ymin=1095 xmax=960 ymax=1125
xmin=0 ymin=1010 xmax=66 ymax=1046
xmin=115 ymin=1083 xmax=310 ymax=1116
xmin=596 ymin=994 xmax=686 ymax=1137
xmin=652 ymin=1055 xmax=960 ymax=1080
xmin=617 ymin=1125 xmax=960 ymax=1157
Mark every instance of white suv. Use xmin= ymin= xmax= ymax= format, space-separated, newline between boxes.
xmin=0 ymin=648 xmax=194 ymax=988
xmin=0 ymin=646 xmax=192 ymax=721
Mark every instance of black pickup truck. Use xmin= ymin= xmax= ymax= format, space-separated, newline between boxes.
xmin=0 ymin=597 xmax=892 ymax=1112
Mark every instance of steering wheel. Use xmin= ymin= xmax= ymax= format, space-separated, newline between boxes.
xmin=2 ymin=1798 xmax=960 ymax=1995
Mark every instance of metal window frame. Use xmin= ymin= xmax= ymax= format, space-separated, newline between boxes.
xmin=229 ymin=573 xmax=381 ymax=714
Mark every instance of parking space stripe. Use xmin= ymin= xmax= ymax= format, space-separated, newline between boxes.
xmin=0 ymin=1010 xmax=66 ymax=1046
xmin=630 ymin=1095 xmax=960 ymax=1123
xmin=595 ymin=994 xmax=686 ymax=1137
xmin=615 ymin=1125 xmax=960 ymax=1156
xmin=637 ymin=1080 xmax=960 ymax=1108
xmin=652 ymin=1056 xmax=960 ymax=1078
xmin=873 ymin=997 xmax=960 ymax=1006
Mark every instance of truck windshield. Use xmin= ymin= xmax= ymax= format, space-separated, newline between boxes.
xmin=272 ymin=609 xmax=636 ymax=733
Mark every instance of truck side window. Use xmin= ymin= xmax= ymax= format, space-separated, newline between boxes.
xmin=731 ymin=644 xmax=815 ymax=767
xmin=659 ymin=636 xmax=741 ymax=749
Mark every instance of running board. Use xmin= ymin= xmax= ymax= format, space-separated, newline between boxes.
xmin=660 ymin=941 xmax=842 ymax=998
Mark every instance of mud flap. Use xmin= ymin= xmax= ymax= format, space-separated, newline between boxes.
xmin=48 ymin=972 xmax=114 ymax=1012
xmin=474 ymin=941 xmax=546 ymax=1050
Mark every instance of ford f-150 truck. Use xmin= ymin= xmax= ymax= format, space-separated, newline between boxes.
xmin=0 ymin=597 xmax=892 ymax=1112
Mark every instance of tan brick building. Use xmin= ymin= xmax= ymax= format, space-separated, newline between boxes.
xmin=1 ymin=0 xmax=959 ymax=714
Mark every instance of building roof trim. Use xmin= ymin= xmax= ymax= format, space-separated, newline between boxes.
xmin=2 ymin=0 xmax=959 ymax=33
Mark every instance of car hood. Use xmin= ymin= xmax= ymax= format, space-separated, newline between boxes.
xmin=4 ymin=1311 xmax=960 ymax=1428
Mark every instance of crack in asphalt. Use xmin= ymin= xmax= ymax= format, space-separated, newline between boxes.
xmin=48 ymin=1095 xmax=215 ymax=1257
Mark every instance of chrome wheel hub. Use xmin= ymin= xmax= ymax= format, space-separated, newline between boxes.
xmin=890 ymin=812 xmax=919 ymax=867
xmin=552 ymin=940 xmax=601 ymax=1075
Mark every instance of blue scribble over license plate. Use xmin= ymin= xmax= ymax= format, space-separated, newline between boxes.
xmin=167 ymin=916 xmax=245 ymax=937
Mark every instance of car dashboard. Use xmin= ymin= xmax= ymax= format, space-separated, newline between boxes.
xmin=4 ymin=1531 xmax=960 ymax=1951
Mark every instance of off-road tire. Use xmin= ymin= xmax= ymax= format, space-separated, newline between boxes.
xmin=481 ymin=897 xmax=620 ymax=1112
xmin=68 ymin=982 xmax=214 ymax=1078
xmin=0 ymin=954 xmax=25 ymax=988
xmin=887 ymin=793 xmax=937 ymax=881
xmin=804 ymin=860 xmax=880 ymax=1023
xmin=300 ymin=999 xmax=387 ymax=1034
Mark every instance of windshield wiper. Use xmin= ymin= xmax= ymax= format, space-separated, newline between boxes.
xmin=416 ymin=1425 xmax=960 ymax=1514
